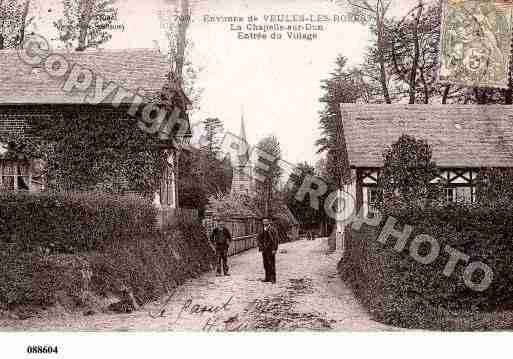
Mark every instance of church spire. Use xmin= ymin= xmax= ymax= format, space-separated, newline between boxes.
xmin=230 ymin=106 xmax=255 ymax=197
xmin=238 ymin=108 xmax=250 ymax=165
xmin=240 ymin=109 xmax=247 ymax=144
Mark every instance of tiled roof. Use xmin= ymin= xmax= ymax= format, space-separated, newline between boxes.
xmin=0 ymin=49 xmax=170 ymax=104
xmin=341 ymin=104 xmax=513 ymax=168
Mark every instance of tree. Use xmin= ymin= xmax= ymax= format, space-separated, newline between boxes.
xmin=0 ymin=0 xmax=33 ymax=49
xmin=375 ymin=1 xmax=513 ymax=105
xmin=198 ymin=117 xmax=232 ymax=195
xmin=255 ymin=135 xmax=282 ymax=217
xmin=475 ymin=168 xmax=513 ymax=204
xmin=379 ymin=2 xmax=469 ymax=104
xmin=177 ymin=118 xmax=232 ymax=214
xmin=158 ymin=0 xmax=202 ymax=110
xmin=345 ymin=0 xmax=393 ymax=103
xmin=317 ymin=56 xmax=362 ymax=188
xmin=202 ymin=118 xmax=223 ymax=158
xmin=177 ymin=148 xmax=209 ymax=214
xmin=285 ymin=162 xmax=325 ymax=230
xmin=377 ymin=134 xmax=441 ymax=207
xmin=53 ymin=0 xmax=118 ymax=51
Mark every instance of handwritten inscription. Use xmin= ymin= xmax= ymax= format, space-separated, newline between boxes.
xmin=149 ymin=294 xmax=234 ymax=329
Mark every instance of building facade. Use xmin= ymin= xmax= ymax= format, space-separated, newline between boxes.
xmin=0 ymin=49 xmax=191 ymax=211
xmin=337 ymin=104 xmax=513 ymax=250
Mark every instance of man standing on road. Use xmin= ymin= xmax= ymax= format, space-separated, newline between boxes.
xmin=257 ymin=218 xmax=279 ymax=283
xmin=210 ymin=225 xmax=232 ymax=276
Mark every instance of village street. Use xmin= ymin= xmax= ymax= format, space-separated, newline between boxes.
xmin=0 ymin=238 xmax=393 ymax=331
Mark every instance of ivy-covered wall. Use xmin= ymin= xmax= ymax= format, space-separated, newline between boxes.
xmin=0 ymin=104 xmax=167 ymax=197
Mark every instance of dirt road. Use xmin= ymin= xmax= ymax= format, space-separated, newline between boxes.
xmin=0 ymin=238 xmax=393 ymax=331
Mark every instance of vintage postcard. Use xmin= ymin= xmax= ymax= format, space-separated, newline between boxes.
xmin=1 ymin=0 xmax=513 ymax=358
xmin=439 ymin=0 xmax=513 ymax=88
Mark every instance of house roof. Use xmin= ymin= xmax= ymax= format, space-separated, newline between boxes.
xmin=341 ymin=104 xmax=513 ymax=168
xmin=0 ymin=49 xmax=170 ymax=104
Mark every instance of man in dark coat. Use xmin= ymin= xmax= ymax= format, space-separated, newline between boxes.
xmin=257 ymin=218 xmax=279 ymax=283
xmin=210 ymin=225 xmax=232 ymax=276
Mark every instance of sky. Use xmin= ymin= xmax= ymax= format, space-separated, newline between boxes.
xmin=27 ymin=0 xmax=424 ymax=169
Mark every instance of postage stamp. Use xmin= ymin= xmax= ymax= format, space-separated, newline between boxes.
xmin=439 ymin=0 xmax=513 ymax=88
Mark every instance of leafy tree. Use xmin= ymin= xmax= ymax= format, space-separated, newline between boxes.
xmin=202 ymin=118 xmax=223 ymax=158
xmin=177 ymin=148 xmax=209 ymax=214
xmin=317 ymin=56 xmax=362 ymax=188
xmin=475 ymin=168 xmax=513 ymax=204
xmin=366 ymin=1 xmax=513 ymax=105
xmin=178 ymin=117 xmax=232 ymax=214
xmin=255 ymin=135 xmax=282 ymax=217
xmin=158 ymin=0 xmax=203 ymax=111
xmin=0 ymin=0 xmax=32 ymax=49
xmin=344 ymin=0 xmax=393 ymax=103
xmin=201 ymin=117 xmax=232 ymax=194
xmin=378 ymin=134 xmax=441 ymax=207
xmin=285 ymin=162 xmax=326 ymax=230
xmin=207 ymin=191 xmax=261 ymax=219
xmin=53 ymin=0 xmax=118 ymax=50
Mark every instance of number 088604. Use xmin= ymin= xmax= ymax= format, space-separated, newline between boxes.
xmin=27 ymin=345 xmax=59 ymax=354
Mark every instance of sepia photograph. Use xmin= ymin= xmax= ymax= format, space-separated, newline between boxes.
xmin=1 ymin=0 xmax=513 ymax=357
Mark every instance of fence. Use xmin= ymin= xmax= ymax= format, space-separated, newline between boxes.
xmin=203 ymin=216 xmax=262 ymax=256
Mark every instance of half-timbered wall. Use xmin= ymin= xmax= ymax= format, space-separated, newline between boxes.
xmin=357 ymin=167 xmax=481 ymax=212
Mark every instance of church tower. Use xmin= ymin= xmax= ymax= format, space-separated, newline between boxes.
xmin=230 ymin=114 xmax=255 ymax=196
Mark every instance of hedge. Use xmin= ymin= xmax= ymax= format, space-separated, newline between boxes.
xmin=0 ymin=219 xmax=216 ymax=314
xmin=90 ymin=219 xmax=216 ymax=305
xmin=0 ymin=191 xmax=157 ymax=253
xmin=340 ymin=201 xmax=513 ymax=330
xmin=0 ymin=191 xmax=217 ymax=317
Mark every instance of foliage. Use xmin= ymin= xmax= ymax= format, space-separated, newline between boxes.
xmin=0 ymin=218 xmax=215 ymax=312
xmin=206 ymin=192 xmax=261 ymax=219
xmin=23 ymin=111 xmax=166 ymax=196
xmin=53 ymin=0 xmax=118 ymax=50
xmin=0 ymin=191 xmax=157 ymax=253
xmin=377 ymin=134 xmax=441 ymax=206
xmin=178 ymin=117 xmax=232 ymax=214
xmin=254 ymin=135 xmax=283 ymax=216
xmin=202 ymin=118 xmax=223 ymax=157
xmin=361 ymin=1 xmax=513 ymax=104
xmin=316 ymin=56 xmax=357 ymax=186
xmin=0 ymin=0 xmax=33 ymax=50
xmin=475 ymin=168 xmax=513 ymax=203
xmin=91 ymin=219 xmax=215 ymax=305
xmin=285 ymin=162 xmax=330 ymax=230
xmin=341 ymin=201 xmax=513 ymax=329
xmin=157 ymin=0 xmax=203 ymax=111
xmin=255 ymin=135 xmax=282 ymax=187
xmin=344 ymin=0 xmax=393 ymax=103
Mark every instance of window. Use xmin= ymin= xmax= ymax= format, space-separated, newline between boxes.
xmin=444 ymin=188 xmax=454 ymax=202
xmin=444 ymin=187 xmax=474 ymax=203
xmin=368 ymin=188 xmax=380 ymax=210
xmin=0 ymin=161 xmax=31 ymax=192
xmin=364 ymin=187 xmax=381 ymax=216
